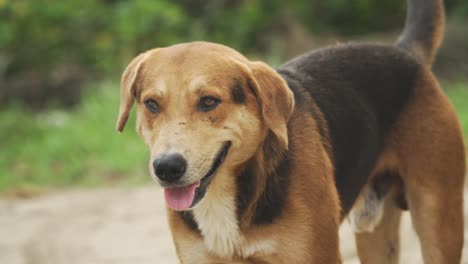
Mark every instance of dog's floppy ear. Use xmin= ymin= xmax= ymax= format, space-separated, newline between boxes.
xmin=116 ymin=49 xmax=156 ymax=132
xmin=248 ymin=61 xmax=295 ymax=149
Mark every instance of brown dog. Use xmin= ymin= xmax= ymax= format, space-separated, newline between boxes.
xmin=117 ymin=0 xmax=465 ymax=263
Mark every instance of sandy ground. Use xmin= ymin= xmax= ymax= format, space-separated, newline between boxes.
xmin=1 ymin=185 xmax=467 ymax=264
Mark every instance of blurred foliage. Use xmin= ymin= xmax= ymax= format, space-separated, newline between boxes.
xmin=0 ymin=0 xmax=411 ymax=76
xmin=0 ymin=0 xmax=188 ymax=107
xmin=1 ymin=0 xmax=467 ymax=108
xmin=452 ymin=0 xmax=468 ymax=17
xmin=0 ymin=0 xmax=186 ymax=75
xmin=0 ymin=82 xmax=149 ymax=192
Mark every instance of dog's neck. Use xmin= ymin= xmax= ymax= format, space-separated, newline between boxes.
xmin=192 ymin=172 xmax=242 ymax=257
xmin=236 ymin=131 xmax=291 ymax=227
xmin=183 ymin=131 xmax=290 ymax=257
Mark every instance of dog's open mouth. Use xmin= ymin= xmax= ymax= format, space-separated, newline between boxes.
xmin=164 ymin=142 xmax=231 ymax=211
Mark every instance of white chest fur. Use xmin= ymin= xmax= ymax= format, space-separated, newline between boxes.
xmin=193 ymin=190 xmax=242 ymax=257
xmin=191 ymin=189 xmax=276 ymax=259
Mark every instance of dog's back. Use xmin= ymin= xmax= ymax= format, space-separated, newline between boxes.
xmin=276 ymin=1 xmax=464 ymax=262
xmin=277 ymin=0 xmax=446 ymax=215
xmin=277 ymin=45 xmax=420 ymax=214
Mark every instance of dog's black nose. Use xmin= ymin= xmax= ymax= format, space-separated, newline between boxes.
xmin=153 ymin=153 xmax=187 ymax=183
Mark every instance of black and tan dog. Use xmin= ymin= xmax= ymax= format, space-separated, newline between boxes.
xmin=116 ymin=0 xmax=465 ymax=263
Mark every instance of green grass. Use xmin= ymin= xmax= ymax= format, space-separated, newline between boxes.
xmin=0 ymin=81 xmax=467 ymax=193
xmin=0 ymin=82 xmax=149 ymax=193
xmin=445 ymin=82 xmax=468 ymax=139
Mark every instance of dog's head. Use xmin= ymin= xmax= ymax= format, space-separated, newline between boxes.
xmin=117 ymin=42 xmax=294 ymax=211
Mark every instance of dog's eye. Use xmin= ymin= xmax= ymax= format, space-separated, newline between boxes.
xmin=144 ymin=99 xmax=159 ymax=113
xmin=199 ymin=96 xmax=220 ymax=112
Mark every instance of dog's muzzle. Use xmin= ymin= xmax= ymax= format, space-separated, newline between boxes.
xmin=162 ymin=142 xmax=231 ymax=211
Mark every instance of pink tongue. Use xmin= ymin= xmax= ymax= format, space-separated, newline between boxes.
xmin=164 ymin=181 xmax=200 ymax=210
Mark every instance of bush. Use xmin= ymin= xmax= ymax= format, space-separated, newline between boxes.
xmin=0 ymin=0 xmax=466 ymax=108
xmin=0 ymin=0 xmax=187 ymax=108
xmin=0 ymin=0 xmax=186 ymax=74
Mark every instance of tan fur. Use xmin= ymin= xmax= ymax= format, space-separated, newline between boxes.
xmin=117 ymin=41 xmax=465 ymax=263
xmin=166 ymin=97 xmax=342 ymax=263
xmin=386 ymin=71 xmax=465 ymax=263
xmin=351 ymin=70 xmax=466 ymax=263
xmin=355 ymin=192 xmax=402 ymax=264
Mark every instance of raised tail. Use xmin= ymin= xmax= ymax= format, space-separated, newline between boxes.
xmin=396 ymin=0 xmax=445 ymax=66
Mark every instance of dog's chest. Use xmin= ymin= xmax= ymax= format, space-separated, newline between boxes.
xmin=192 ymin=194 xmax=276 ymax=258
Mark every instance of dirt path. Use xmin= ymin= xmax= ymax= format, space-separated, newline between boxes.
xmin=1 ymin=186 xmax=467 ymax=264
